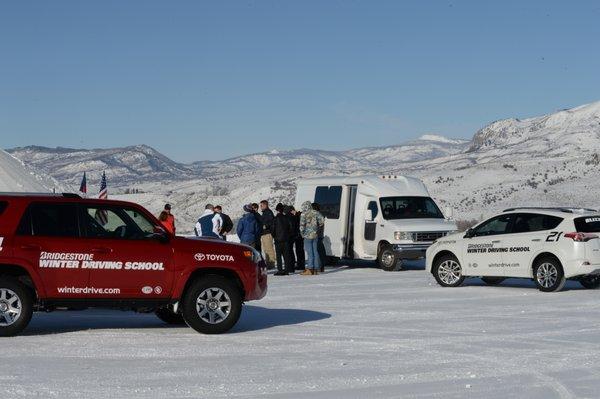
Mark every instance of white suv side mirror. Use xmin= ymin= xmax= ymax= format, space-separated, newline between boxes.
xmin=444 ymin=206 xmax=454 ymax=220
xmin=365 ymin=209 xmax=374 ymax=221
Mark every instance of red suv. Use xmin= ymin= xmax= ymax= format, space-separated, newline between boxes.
xmin=0 ymin=193 xmax=267 ymax=336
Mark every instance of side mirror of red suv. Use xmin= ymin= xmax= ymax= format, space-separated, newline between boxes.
xmin=152 ymin=231 xmax=171 ymax=244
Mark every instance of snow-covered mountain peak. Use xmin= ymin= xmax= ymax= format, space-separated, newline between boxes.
xmin=468 ymin=100 xmax=600 ymax=153
xmin=8 ymin=144 xmax=195 ymax=187
xmin=417 ymin=134 xmax=466 ymax=144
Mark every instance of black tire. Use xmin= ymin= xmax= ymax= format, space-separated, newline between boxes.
xmin=481 ymin=277 xmax=506 ymax=286
xmin=378 ymin=244 xmax=401 ymax=272
xmin=533 ymin=256 xmax=566 ymax=292
xmin=155 ymin=307 xmax=186 ymax=325
xmin=579 ymin=275 xmax=600 ymax=289
xmin=0 ymin=277 xmax=34 ymax=337
xmin=432 ymin=254 xmax=465 ymax=287
xmin=181 ymin=275 xmax=242 ymax=334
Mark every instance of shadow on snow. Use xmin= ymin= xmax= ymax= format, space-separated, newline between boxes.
xmin=232 ymin=305 xmax=331 ymax=333
xmin=23 ymin=305 xmax=331 ymax=336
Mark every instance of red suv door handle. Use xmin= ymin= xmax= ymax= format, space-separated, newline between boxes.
xmin=91 ymin=247 xmax=113 ymax=254
xmin=20 ymin=244 xmax=41 ymax=251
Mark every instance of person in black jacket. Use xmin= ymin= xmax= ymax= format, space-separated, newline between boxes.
xmin=283 ymin=205 xmax=297 ymax=272
xmin=251 ymin=203 xmax=262 ymax=251
xmin=271 ymin=203 xmax=294 ymax=275
xmin=287 ymin=205 xmax=305 ymax=271
xmin=259 ymin=200 xmax=276 ymax=270
xmin=214 ymin=205 xmax=233 ymax=240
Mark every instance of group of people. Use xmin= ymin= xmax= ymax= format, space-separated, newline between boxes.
xmin=237 ymin=200 xmax=326 ymax=276
xmin=158 ymin=200 xmax=328 ymax=276
xmin=237 ymin=200 xmax=325 ymax=276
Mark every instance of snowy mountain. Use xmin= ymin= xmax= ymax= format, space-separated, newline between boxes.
xmin=8 ymin=145 xmax=196 ymax=187
xmin=8 ymin=135 xmax=468 ymax=187
xmin=194 ymin=134 xmax=469 ymax=173
xmin=346 ymin=134 xmax=469 ymax=167
xmin=6 ymin=100 xmax=600 ymax=232
xmin=0 ymin=149 xmax=65 ymax=192
xmin=469 ymin=101 xmax=600 ymax=154
xmin=403 ymin=101 xmax=600 ymax=220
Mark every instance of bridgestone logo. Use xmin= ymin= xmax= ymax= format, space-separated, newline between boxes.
xmin=194 ymin=253 xmax=234 ymax=262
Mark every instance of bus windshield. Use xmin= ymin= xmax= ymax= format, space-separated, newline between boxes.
xmin=379 ymin=196 xmax=444 ymax=220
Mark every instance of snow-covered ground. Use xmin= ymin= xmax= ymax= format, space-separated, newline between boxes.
xmin=4 ymin=261 xmax=600 ymax=398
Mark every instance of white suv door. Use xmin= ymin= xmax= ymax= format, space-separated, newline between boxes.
xmin=500 ymin=213 xmax=564 ymax=278
xmin=461 ymin=214 xmax=514 ymax=276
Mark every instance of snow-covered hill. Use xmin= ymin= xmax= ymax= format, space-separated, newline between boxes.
xmin=469 ymin=101 xmax=600 ymax=154
xmin=0 ymin=148 xmax=64 ymax=192
xmin=346 ymin=134 xmax=468 ymax=167
xmin=8 ymin=145 xmax=195 ymax=187
xmin=194 ymin=134 xmax=469 ymax=173
xmin=403 ymin=101 xmax=600 ymax=220
xmin=6 ymin=100 xmax=600 ymax=232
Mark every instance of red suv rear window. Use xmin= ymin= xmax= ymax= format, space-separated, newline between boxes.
xmin=574 ymin=216 xmax=600 ymax=232
xmin=0 ymin=201 xmax=7 ymax=216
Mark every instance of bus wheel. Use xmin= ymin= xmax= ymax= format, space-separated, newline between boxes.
xmin=378 ymin=245 xmax=401 ymax=272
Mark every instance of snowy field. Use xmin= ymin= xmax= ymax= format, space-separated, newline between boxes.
xmin=4 ymin=261 xmax=600 ymax=398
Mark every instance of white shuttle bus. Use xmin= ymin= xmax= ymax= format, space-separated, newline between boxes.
xmin=294 ymin=175 xmax=458 ymax=271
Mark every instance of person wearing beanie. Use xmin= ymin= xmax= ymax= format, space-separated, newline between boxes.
xmin=299 ymin=201 xmax=325 ymax=275
xmin=237 ymin=203 xmax=261 ymax=248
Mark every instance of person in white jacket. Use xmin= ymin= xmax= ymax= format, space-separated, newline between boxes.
xmin=194 ymin=204 xmax=222 ymax=238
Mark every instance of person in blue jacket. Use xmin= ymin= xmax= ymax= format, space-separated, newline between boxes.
xmin=237 ymin=204 xmax=261 ymax=248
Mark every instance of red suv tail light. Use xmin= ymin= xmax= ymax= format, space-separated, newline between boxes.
xmin=564 ymin=232 xmax=599 ymax=242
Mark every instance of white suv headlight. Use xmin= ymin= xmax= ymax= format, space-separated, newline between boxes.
xmin=446 ymin=230 xmax=458 ymax=236
xmin=394 ymin=231 xmax=413 ymax=241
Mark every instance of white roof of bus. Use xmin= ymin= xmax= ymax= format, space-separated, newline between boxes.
xmin=296 ymin=175 xmax=430 ymax=197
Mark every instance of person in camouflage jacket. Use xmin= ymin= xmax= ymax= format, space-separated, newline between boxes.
xmin=299 ymin=201 xmax=325 ymax=275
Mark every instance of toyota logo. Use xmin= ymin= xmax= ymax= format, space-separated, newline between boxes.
xmin=194 ymin=253 xmax=206 ymax=261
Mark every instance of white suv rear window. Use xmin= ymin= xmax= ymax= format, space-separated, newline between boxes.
xmin=575 ymin=217 xmax=600 ymax=232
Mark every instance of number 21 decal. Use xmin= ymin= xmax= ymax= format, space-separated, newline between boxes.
xmin=546 ymin=232 xmax=563 ymax=242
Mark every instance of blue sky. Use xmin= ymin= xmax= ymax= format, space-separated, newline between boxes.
xmin=1 ymin=1 xmax=599 ymax=162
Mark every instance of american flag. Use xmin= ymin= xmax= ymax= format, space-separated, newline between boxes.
xmin=79 ymin=172 xmax=87 ymax=196
xmin=98 ymin=171 xmax=108 ymax=200
xmin=95 ymin=172 xmax=109 ymax=225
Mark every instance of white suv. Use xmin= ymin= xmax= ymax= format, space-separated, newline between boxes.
xmin=426 ymin=208 xmax=600 ymax=292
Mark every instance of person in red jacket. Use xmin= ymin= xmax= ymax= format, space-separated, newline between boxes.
xmin=160 ymin=203 xmax=176 ymax=234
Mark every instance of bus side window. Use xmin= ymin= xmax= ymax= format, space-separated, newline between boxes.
xmin=314 ymin=186 xmax=342 ymax=219
xmin=367 ymin=201 xmax=378 ymax=220
xmin=364 ymin=201 xmax=378 ymax=241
